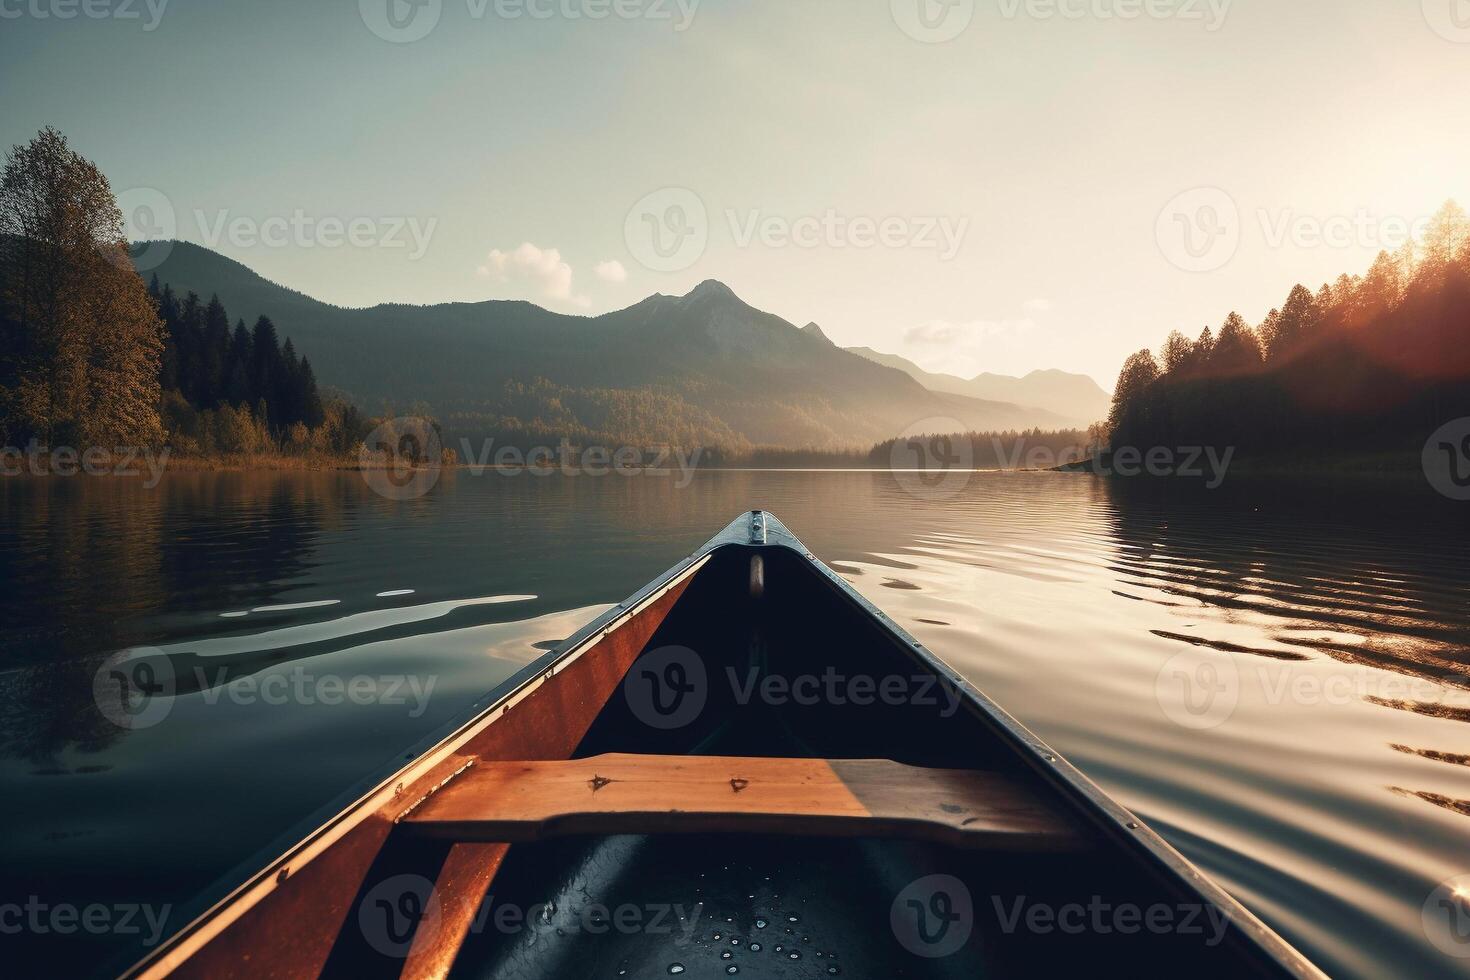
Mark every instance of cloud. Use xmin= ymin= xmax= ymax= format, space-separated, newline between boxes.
xmin=477 ymin=243 xmax=588 ymax=307
xmin=901 ymin=302 xmax=1052 ymax=377
xmin=593 ymin=259 xmax=628 ymax=283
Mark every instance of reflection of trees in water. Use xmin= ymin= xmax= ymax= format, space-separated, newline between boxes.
xmin=1102 ymin=477 xmax=1470 ymax=814
xmin=1102 ymin=477 xmax=1470 ymax=683
xmin=0 ymin=473 xmax=341 ymax=763
xmin=152 ymin=473 xmax=339 ymax=624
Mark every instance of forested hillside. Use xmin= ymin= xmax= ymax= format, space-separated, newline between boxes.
xmin=1107 ymin=202 xmax=1470 ymax=462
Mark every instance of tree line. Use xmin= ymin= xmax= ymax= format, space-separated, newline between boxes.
xmin=1 ymin=126 xmax=372 ymax=459
xmin=1108 ymin=201 xmax=1470 ymax=461
xmin=148 ymin=277 xmax=372 ymax=456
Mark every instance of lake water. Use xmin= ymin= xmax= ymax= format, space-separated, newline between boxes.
xmin=2 ymin=469 xmax=1468 ymax=977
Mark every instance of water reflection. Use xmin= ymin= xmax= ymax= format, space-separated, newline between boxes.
xmin=0 ymin=469 xmax=1467 ymax=977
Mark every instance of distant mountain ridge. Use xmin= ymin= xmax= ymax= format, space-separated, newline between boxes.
xmin=846 ymin=345 xmax=1110 ymax=426
xmin=133 ymin=242 xmax=1083 ymax=449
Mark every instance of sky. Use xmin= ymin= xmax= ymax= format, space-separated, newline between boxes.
xmin=3 ymin=0 xmax=1469 ymax=389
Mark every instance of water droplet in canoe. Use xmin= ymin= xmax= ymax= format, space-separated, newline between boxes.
xmin=730 ymin=938 xmax=741 ymax=945
xmin=726 ymin=968 xmax=739 ymax=975
xmin=668 ymin=966 xmax=685 ymax=976
xmin=788 ymin=951 xmax=801 ymax=960
xmin=828 ymin=968 xmax=841 ymax=975
xmin=749 ymin=943 xmax=762 ymax=952
xmin=788 ymin=914 xmax=800 ymax=923
xmin=721 ymin=951 xmax=732 ymax=960
xmin=755 ymin=919 xmax=767 ymax=929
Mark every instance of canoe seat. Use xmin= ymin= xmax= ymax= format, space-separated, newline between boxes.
xmin=398 ymin=753 xmax=1082 ymax=851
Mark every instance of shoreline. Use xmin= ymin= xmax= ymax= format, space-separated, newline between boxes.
xmin=1053 ymin=451 xmax=1425 ymax=480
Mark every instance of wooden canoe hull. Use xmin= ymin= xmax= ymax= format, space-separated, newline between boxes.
xmin=119 ymin=513 xmax=1324 ymax=980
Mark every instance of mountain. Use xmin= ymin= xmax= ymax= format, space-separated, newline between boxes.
xmin=133 ymin=243 xmax=1076 ymax=449
xmin=847 ymin=346 xmax=1110 ymax=427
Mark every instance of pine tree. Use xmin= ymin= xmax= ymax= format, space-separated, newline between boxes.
xmin=280 ymin=337 xmax=302 ymax=427
xmin=224 ymin=318 xmax=252 ymax=406
xmin=298 ymin=357 xmax=325 ymax=429
xmin=249 ymin=316 xmax=283 ymax=429
xmin=200 ymin=294 xmax=231 ymax=408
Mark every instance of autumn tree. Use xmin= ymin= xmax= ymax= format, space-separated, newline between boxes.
xmin=0 ymin=127 xmax=163 ymax=446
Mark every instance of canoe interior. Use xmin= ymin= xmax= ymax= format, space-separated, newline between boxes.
xmin=124 ymin=518 xmax=1311 ymax=979
xmin=431 ymin=544 xmax=1284 ymax=979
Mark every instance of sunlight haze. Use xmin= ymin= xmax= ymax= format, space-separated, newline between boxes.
xmin=3 ymin=0 xmax=1467 ymax=387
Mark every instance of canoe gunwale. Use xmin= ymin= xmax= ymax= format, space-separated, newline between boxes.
xmin=753 ymin=511 xmax=1327 ymax=980
xmin=118 ymin=546 xmax=715 ymax=979
xmin=117 ymin=510 xmax=1326 ymax=980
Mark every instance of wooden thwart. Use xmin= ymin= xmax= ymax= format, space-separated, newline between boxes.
xmin=400 ymin=754 xmax=1083 ymax=851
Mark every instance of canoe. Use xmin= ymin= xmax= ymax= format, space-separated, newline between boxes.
xmin=121 ymin=512 xmax=1325 ymax=979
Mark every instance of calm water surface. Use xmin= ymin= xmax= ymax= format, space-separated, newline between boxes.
xmin=2 ymin=470 xmax=1468 ymax=976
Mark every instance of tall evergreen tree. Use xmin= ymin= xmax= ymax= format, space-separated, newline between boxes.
xmin=298 ymin=357 xmax=325 ymax=429
xmin=249 ymin=316 xmax=284 ymax=430
xmin=200 ymin=294 xmax=231 ymax=408
xmin=224 ymin=318 xmax=252 ymax=406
